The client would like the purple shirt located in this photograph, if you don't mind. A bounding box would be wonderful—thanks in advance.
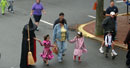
[32,3,44,15]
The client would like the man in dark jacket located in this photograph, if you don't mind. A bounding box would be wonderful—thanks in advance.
[99,12,117,56]
[53,12,67,29]
[124,29,130,66]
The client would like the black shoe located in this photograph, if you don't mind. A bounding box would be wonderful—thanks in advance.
[44,60,46,63]
[105,54,108,58]
[2,13,4,15]
[112,55,116,60]
[62,54,65,56]
[46,64,49,66]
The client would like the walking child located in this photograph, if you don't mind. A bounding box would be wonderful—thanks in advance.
[8,0,14,13]
[104,31,117,59]
[0,0,8,15]
[69,32,87,62]
[38,34,54,66]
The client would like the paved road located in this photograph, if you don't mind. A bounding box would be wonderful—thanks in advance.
[0,0,129,68]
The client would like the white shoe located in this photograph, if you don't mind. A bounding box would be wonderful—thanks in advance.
[111,52,114,56]
[99,47,104,54]
[112,50,117,56]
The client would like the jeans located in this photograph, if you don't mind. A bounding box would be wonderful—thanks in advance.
[56,41,67,61]
[8,1,14,11]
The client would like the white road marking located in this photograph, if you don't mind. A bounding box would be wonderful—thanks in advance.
[40,20,53,26]
[116,1,124,3]
[88,15,96,19]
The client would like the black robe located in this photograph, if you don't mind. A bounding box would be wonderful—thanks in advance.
[124,30,130,65]
[20,26,37,68]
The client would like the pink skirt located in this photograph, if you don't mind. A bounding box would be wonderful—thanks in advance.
[74,49,87,56]
[40,48,54,60]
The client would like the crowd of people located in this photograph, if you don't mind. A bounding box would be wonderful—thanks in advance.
[0,0,127,68]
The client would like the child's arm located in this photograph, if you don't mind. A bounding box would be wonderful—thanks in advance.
[69,36,77,43]
[38,40,43,46]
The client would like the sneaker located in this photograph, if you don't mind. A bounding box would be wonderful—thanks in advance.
[112,50,117,56]
[99,47,104,54]
[46,64,49,66]
[11,11,14,14]
[111,52,116,60]
[62,53,65,56]
[58,60,62,63]
[36,27,39,31]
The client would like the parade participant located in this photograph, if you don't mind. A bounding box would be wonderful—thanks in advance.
[8,0,14,13]
[69,32,87,62]
[105,1,118,38]
[20,18,38,68]
[99,12,117,56]
[31,0,46,31]
[53,12,67,29]
[124,29,130,66]
[104,31,116,59]
[38,34,55,66]
[53,20,69,63]
[0,0,8,15]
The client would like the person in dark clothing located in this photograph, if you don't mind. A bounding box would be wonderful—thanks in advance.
[99,12,117,56]
[124,29,130,66]
[20,18,38,68]
[53,12,67,29]
[106,1,118,38]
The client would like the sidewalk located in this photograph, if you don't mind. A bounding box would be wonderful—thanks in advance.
[78,13,130,49]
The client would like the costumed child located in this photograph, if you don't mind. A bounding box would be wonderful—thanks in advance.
[0,0,8,15]
[69,32,87,62]
[104,31,117,59]
[38,34,54,66]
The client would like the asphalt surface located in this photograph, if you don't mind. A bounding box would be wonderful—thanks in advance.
[0,0,129,68]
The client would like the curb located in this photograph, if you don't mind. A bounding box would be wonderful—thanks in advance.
[78,13,129,50]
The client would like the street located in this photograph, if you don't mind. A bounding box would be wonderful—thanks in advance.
[0,0,129,68]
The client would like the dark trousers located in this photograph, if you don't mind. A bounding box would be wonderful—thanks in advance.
[126,43,130,65]
[106,46,111,54]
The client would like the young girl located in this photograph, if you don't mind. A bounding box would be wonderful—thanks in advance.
[69,32,87,62]
[38,34,54,66]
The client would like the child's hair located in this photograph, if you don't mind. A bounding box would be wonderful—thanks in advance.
[106,31,112,35]
[44,34,49,40]
[77,32,83,37]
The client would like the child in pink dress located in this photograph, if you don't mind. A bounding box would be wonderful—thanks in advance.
[38,34,54,66]
[69,32,87,62]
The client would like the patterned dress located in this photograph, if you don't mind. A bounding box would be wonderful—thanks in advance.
[40,40,54,60]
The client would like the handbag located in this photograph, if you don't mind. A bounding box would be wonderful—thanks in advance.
[52,44,58,55]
